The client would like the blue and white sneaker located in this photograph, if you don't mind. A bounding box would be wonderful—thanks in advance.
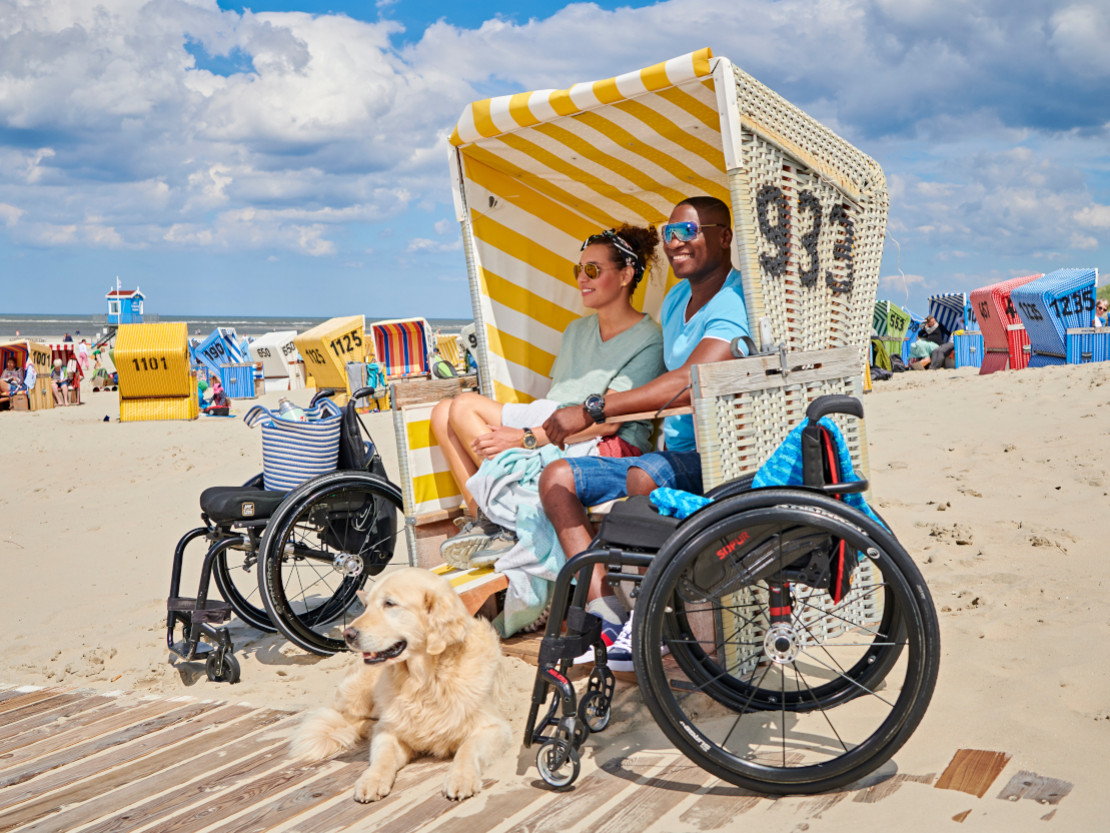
[573,617,623,665]
[606,612,635,673]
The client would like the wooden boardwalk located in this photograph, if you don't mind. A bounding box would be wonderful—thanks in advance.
[0,683,796,833]
[2,682,1066,832]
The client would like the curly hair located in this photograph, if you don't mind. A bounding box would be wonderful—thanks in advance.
[581,223,660,292]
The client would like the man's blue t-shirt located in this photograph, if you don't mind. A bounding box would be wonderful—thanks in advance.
[660,268,749,452]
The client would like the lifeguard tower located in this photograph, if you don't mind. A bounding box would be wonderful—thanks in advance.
[105,287,145,326]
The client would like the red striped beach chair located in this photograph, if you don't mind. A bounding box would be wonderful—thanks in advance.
[970,274,1041,374]
[369,317,434,380]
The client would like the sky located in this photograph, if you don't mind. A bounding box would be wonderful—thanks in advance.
[1,0,1108,319]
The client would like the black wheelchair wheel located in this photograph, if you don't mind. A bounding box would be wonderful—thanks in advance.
[634,495,939,794]
[205,650,240,684]
[213,546,276,633]
[258,472,403,656]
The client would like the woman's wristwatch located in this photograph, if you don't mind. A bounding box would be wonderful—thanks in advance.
[522,427,538,449]
[583,393,606,424]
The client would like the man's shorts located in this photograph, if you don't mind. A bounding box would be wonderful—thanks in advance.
[562,450,703,506]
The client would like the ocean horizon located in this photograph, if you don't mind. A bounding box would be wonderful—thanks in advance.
[0,312,473,341]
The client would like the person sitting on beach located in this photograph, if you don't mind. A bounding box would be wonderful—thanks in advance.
[204,376,231,414]
[1,357,24,396]
[912,315,953,370]
[431,223,667,565]
[50,359,73,406]
[538,195,749,666]
[1094,299,1107,328]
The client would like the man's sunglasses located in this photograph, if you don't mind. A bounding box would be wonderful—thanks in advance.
[661,221,727,243]
[573,262,620,280]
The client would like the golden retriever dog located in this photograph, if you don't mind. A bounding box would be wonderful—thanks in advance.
[290,567,511,802]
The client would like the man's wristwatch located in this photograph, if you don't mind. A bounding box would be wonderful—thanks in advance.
[521,427,538,449]
[583,393,606,424]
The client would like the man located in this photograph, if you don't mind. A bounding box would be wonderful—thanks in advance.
[538,195,749,667]
[917,315,954,370]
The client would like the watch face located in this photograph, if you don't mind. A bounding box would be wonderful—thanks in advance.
[522,428,537,448]
[584,393,605,422]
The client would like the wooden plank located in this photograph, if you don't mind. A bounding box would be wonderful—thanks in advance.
[0,687,71,715]
[196,761,368,833]
[934,749,1012,799]
[502,755,663,833]
[392,376,478,408]
[851,772,935,803]
[692,347,859,399]
[995,770,1073,806]
[0,690,91,729]
[1,708,290,833]
[246,758,444,833]
[0,692,116,742]
[0,696,146,755]
[676,781,764,829]
[589,758,715,833]
[51,742,307,833]
[368,780,499,833]
[430,781,552,833]
[0,701,228,802]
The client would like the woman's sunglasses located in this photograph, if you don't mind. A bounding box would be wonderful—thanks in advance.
[661,221,726,243]
[573,262,620,280]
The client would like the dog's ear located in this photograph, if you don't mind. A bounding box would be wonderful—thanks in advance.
[356,589,371,607]
[423,587,468,656]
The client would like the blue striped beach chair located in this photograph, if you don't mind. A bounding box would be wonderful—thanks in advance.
[927,293,967,336]
[1009,268,1099,367]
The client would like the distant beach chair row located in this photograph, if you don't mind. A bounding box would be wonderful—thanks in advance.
[874,267,1104,374]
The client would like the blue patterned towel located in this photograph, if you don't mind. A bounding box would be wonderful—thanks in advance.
[651,418,882,526]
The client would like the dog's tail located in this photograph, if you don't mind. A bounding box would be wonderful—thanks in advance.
[289,707,372,762]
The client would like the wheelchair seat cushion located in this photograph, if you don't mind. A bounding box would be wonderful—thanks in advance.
[200,486,289,524]
[596,495,680,550]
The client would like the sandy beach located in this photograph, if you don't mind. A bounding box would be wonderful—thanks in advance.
[2,362,1108,830]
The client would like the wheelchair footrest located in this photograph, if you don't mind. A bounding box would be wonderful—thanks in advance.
[538,606,602,665]
[167,597,233,625]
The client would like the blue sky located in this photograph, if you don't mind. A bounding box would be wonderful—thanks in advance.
[2,0,1108,319]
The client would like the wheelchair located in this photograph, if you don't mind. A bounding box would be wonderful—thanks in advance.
[525,395,941,794]
[166,387,404,683]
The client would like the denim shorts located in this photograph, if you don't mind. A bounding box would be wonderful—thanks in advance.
[563,450,703,506]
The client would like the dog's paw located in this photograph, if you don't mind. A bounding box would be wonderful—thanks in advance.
[290,708,368,762]
[353,770,393,803]
[443,764,482,801]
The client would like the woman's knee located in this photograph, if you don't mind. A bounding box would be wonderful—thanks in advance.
[626,466,659,496]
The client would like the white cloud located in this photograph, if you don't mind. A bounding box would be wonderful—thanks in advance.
[0,203,23,225]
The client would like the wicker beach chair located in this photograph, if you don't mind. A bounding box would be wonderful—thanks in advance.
[969,274,1042,374]
[1009,268,1099,367]
[115,323,198,421]
[872,299,913,367]
[927,292,968,336]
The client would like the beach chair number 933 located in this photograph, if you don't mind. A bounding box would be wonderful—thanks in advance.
[756,184,856,295]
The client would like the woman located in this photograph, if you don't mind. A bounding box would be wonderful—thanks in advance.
[1,356,23,396]
[431,224,666,560]
[50,359,71,406]
[1093,299,1108,328]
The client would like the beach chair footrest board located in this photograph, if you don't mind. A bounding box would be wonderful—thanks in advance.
[431,564,510,616]
[121,395,199,422]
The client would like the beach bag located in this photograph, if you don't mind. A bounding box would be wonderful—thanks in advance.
[243,399,343,491]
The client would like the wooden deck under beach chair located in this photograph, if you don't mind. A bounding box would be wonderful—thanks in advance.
[384,48,889,631]
[969,274,1041,374]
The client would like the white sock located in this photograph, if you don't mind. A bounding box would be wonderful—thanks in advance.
[586,596,627,625]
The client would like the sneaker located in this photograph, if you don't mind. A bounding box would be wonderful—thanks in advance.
[441,516,516,569]
[606,612,635,673]
[468,528,517,567]
[573,616,623,665]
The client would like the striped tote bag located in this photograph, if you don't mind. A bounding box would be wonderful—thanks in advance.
[243,399,343,491]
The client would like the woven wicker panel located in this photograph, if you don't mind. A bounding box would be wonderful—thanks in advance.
[731,65,887,362]
[692,347,866,491]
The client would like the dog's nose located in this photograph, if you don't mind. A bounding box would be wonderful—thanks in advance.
[343,627,358,642]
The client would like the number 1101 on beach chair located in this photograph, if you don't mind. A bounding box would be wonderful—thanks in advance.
[446,47,939,793]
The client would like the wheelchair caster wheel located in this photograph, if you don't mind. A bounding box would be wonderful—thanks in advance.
[578,689,611,733]
[537,738,580,788]
[205,650,240,684]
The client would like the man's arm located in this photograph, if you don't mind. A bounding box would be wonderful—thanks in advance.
[542,337,736,447]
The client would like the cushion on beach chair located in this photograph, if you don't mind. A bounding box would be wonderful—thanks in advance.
[200,486,288,523]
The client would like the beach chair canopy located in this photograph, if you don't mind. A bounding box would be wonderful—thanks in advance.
[1009,268,1099,367]
[248,330,300,379]
[969,274,1041,374]
[927,293,967,336]
[449,47,888,404]
[194,327,245,375]
[873,299,912,339]
[369,318,434,380]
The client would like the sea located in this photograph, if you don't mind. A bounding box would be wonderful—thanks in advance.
[0,313,473,342]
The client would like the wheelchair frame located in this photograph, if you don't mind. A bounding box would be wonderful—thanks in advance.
[166,386,405,683]
[524,395,940,794]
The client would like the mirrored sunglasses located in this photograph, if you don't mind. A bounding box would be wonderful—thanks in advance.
[661,221,727,243]
[573,262,619,280]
